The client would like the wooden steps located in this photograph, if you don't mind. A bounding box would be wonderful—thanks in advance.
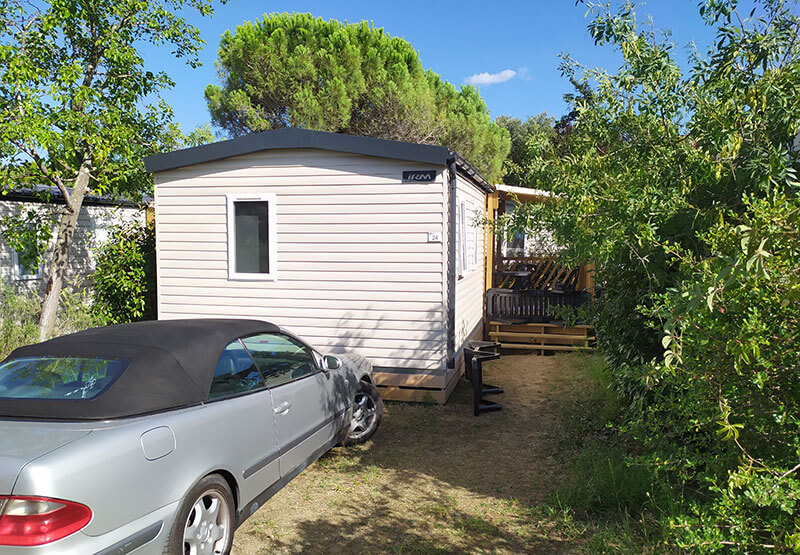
[499,343,594,351]
[490,331,596,342]
[488,321,595,353]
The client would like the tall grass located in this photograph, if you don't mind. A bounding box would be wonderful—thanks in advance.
[547,354,682,553]
[0,286,40,358]
[0,286,101,358]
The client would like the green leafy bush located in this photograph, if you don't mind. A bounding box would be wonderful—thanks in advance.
[91,220,156,324]
[500,0,800,550]
[650,193,800,550]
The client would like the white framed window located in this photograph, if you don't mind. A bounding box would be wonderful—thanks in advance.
[460,201,469,275]
[457,200,481,276]
[471,202,480,269]
[226,193,277,281]
[455,201,464,277]
[501,200,526,257]
[12,249,41,280]
[90,218,110,246]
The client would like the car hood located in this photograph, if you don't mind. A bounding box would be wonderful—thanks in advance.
[0,420,92,494]
[338,352,373,376]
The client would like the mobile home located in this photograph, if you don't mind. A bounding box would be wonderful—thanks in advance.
[144,128,493,402]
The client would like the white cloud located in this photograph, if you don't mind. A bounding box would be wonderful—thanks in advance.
[518,66,531,81]
[464,68,517,86]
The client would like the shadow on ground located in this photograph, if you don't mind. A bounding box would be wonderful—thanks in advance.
[233,353,588,554]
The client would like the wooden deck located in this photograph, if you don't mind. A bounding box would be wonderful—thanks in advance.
[484,191,596,357]
[486,255,595,354]
[488,321,595,353]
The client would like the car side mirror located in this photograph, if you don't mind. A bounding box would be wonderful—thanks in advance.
[323,355,342,371]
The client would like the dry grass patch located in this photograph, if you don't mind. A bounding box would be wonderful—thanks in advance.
[233,353,595,554]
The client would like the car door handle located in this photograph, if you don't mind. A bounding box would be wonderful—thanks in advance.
[274,401,291,415]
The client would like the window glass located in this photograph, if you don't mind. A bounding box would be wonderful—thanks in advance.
[471,202,480,269]
[13,249,40,279]
[502,201,526,257]
[241,334,317,388]
[0,357,128,400]
[234,201,269,274]
[208,340,265,400]
[459,201,468,274]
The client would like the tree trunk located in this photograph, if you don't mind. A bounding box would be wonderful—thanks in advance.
[38,161,91,340]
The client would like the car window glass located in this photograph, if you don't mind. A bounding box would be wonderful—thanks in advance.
[0,357,128,400]
[240,334,317,388]
[208,340,265,400]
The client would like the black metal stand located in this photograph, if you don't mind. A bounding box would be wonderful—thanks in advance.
[464,341,503,416]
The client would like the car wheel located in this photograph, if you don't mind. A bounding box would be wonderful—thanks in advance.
[164,474,235,555]
[343,380,383,446]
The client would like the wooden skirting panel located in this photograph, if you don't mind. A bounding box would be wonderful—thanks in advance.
[488,320,595,353]
[374,326,481,403]
[373,363,461,404]
[376,361,466,403]
[375,385,446,404]
[372,370,448,389]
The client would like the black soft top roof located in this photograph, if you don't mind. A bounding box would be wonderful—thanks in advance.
[0,319,280,420]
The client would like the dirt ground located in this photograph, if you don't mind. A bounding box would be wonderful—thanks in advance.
[232,353,588,554]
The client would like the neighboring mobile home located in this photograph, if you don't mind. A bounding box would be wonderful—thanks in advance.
[0,186,145,294]
[144,128,493,402]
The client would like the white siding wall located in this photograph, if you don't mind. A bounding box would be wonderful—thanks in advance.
[452,174,486,351]
[154,149,448,371]
[0,201,144,294]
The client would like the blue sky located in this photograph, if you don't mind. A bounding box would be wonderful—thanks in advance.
[149,1,720,136]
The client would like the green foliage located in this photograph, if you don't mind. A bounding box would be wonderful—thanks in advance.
[58,287,102,335]
[495,114,557,187]
[0,207,53,270]
[0,0,211,198]
[500,0,800,550]
[566,353,624,434]
[184,124,216,147]
[205,13,510,182]
[548,303,594,327]
[91,221,156,324]
[0,0,214,335]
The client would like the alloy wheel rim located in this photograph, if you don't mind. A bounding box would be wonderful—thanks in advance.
[183,490,230,555]
[349,392,376,440]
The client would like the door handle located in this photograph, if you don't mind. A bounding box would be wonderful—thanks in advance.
[274,401,291,415]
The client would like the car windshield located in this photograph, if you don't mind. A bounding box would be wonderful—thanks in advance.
[0,356,129,400]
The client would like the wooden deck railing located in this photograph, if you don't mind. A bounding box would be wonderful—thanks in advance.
[486,288,591,323]
[493,256,594,292]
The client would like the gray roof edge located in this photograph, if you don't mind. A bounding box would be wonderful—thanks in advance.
[144,128,453,173]
[1,185,148,208]
[452,154,494,194]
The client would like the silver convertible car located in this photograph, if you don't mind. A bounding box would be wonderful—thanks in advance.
[0,319,383,554]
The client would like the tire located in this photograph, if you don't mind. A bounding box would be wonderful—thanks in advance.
[164,474,235,555]
[343,380,384,446]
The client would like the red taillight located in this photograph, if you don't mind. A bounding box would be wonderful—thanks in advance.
[0,496,92,546]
